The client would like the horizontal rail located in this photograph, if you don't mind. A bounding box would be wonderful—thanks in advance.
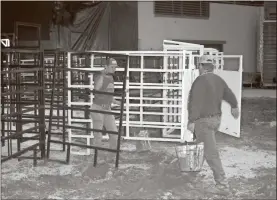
[123,136,181,142]
[1,143,40,163]
[127,121,181,126]
[1,48,41,53]
[1,107,35,118]
[126,86,182,90]
[113,111,181,116]
[52,105,121,116]
[119,123,181,129]
[1,87,44,96]
[66,87,123,96]
[68,68,186,73]
[71,119,92,122]
[66,125,118,135]
[1,126,43,141]
[1,68,43,74]
[127,103,181,108]
[49,140,118,153]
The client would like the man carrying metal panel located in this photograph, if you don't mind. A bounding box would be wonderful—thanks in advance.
[91,58,121,150]
[187,55,239,194]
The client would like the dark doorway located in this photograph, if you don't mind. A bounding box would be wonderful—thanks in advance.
[173,39,225,52]
[202,43,223,52]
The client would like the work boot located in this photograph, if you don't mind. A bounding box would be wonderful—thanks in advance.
[209,180,231,196]
[183,172,205,189]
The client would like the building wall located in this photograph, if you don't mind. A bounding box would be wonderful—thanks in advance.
[137,2,260,72]
[1,1,52,40]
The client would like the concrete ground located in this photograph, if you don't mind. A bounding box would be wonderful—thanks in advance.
[242,88,276,98]
[1,95,276,199]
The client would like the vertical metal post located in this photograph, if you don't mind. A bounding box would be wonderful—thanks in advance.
[16,52,22,153]
[39,51,46,158]
[66,144,71,164]
[62,52,66,151]
[139,56,144,126]
[46,52,58,159]
[180,50,186,142]
[33,147,37,167]
[125,56,130,138]
[162,54,168,136]
[90,54,95,144]
[8,61,13,155]
[115,55,128,168]
[67,52,72,147]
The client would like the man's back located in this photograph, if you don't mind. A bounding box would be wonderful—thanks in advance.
[188,73,238,123]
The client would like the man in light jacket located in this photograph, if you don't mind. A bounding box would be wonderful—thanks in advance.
[91,58,121,150]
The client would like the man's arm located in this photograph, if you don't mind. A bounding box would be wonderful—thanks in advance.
[222,81,238,108]
[187,77,205,123]
[112,98,121,105]
[113,88,129,105]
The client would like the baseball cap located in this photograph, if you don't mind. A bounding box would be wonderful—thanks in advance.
[107,58,118,67]
[198,55,214,64]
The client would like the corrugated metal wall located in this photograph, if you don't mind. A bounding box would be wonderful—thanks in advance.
[110,2,138,50]
[263,2,276,86]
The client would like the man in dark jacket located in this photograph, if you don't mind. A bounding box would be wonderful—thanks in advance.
[187,55,239,193]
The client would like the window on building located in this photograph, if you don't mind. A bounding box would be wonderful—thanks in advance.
[211,1,264,7]
[154,1,210,18]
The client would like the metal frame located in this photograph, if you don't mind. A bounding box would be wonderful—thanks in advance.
[62,47,242,143]
[0,41,243,170]
[1,48,45,166]
[66,52,95,155]
[20,50,68,151]
[46,52,128,168]
[1,33,16,47]
[66,51,195,143]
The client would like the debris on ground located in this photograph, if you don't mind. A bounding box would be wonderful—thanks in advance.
[1,98,276,199]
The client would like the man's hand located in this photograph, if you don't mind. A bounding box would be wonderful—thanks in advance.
[231,107,239,119]
[187,122,195,133]
[113,99,121,105]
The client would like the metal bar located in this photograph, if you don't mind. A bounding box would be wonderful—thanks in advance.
[93,149,98,167]
[66,144,71,164]
[33,147,37,166]
[1,48,41,53]
[1,87,44,96]
[1,126,41,140]
[50,139,118,153]
[46,51,58,159]
[39,51,46,158]
[1,143,40,163]
[124,136,181,142]
[62,52,67,151]
[1,68,43,74]
[68,67,185,73]
[65,125,118,135]
[51,105,121,116]
[115,55,128,168]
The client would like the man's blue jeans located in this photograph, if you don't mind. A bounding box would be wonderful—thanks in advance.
[194,115,226,184]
